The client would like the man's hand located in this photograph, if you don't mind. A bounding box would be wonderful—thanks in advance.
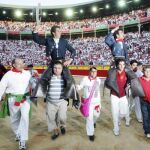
[2,95,5,100]
[76,85,81,91]
[73,100,80,109]
[33,25,40,33]
[63,59,73,66]
[0,95,5,103]
[32,70,39,77]
[111,26,119,33]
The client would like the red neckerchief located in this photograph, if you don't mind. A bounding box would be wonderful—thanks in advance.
[88,76,97,81]
[11,68,22,73]
[141,76,150,82]
[117,70,126,81]
[116,39,124,42]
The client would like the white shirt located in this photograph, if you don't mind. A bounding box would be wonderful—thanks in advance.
[53,38,60,49]
[0,70,31,101]
[135,70,143,78]
[77,76,101,105]
[118,41,123,49]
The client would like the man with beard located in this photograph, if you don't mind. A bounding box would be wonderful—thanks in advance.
[129,60,143,123]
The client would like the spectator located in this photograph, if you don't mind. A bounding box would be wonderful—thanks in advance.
[0,60,7,80]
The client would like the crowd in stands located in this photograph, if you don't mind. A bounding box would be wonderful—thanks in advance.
[70,31,150,65]
[0,8,149,32]
[0,40,47,65]
[0,31,150,66]
[126,31,150,64]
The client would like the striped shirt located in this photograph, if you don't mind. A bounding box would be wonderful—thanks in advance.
[46,75,65,103]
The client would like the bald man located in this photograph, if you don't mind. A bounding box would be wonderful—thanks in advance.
[0,58,31,150]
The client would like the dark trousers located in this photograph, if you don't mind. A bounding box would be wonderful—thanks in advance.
[140,99,150,135]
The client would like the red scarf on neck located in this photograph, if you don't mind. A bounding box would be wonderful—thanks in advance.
[88,76,97,81]
[116,39,124,42]
[11,68,22,73]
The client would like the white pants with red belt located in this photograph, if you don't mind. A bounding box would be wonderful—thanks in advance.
[111,95,130,133]
[8,97,30,141]
[86,103,100,136]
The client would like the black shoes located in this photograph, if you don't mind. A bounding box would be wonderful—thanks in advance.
[89,135,95,142]
[60,126,66,135]
[51,133,59,140]
[19,141,26,150]
[51,127,66,140]
[94,123,96,128]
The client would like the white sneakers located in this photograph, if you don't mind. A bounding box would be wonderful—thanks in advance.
[125,120,130,127]
[19,141,26,150]
[146,134,150,138]
[15,134,20,141]
[113,118,130,136]
[125,117,130,127]
[113,129,120,136]
[137,119,143,123]
[15,135,26,149]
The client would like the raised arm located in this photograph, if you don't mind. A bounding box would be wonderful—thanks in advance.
[32,26,46,46]
[105,26,119,47]
[32,32,46,46]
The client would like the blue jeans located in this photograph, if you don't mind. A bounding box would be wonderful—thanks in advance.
[140,99,150,135]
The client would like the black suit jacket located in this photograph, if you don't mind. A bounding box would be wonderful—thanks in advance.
[32,32,76,60]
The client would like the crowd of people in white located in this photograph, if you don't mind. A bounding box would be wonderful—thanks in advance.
[0,7,149,66]
[0,31,150,66]
[0,8,149,32]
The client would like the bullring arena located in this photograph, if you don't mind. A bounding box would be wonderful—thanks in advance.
[0,0,150,150]
[0,76,150,150]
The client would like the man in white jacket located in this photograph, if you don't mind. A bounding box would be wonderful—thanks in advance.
[0,58,31,150]
[77,67,101,142]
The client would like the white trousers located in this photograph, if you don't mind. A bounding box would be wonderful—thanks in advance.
[8,97,30,141]
[86,103,100,136]
[111,95,130,132]
[134,96,143,121]
[46,100,68,132]
[129,95,142,121]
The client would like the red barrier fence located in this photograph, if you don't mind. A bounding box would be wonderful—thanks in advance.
[34,65,109,77]
[5,65,109,77]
